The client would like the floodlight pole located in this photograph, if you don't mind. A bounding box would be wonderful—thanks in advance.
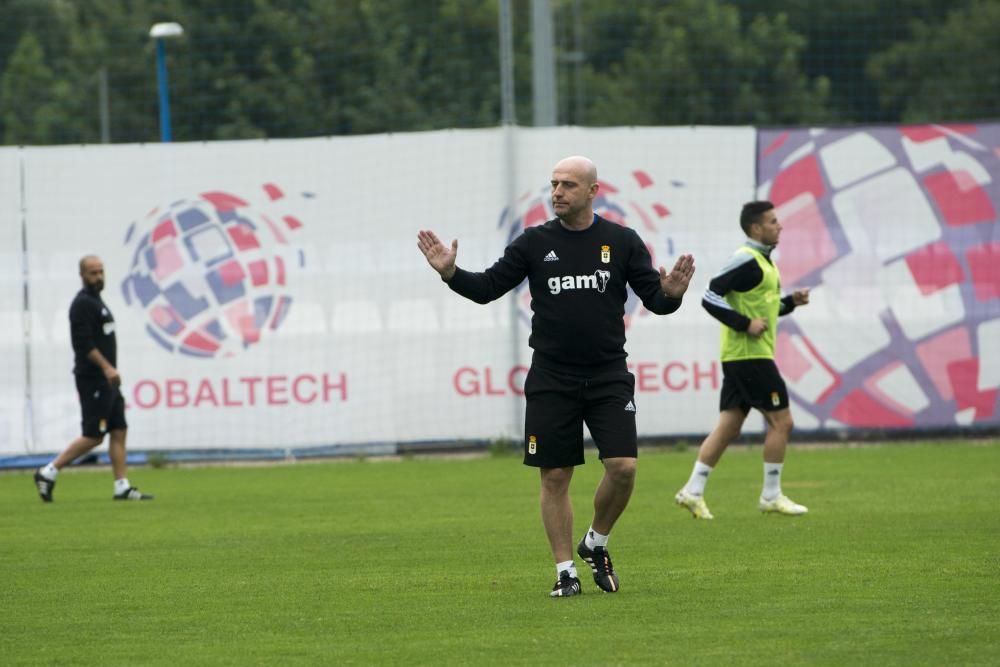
[531,0,557,126]
[149,22,184,143]
[154,39,172,142]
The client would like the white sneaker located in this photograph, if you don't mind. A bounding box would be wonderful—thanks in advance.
[675,489,714,520]
[759,494,808,515]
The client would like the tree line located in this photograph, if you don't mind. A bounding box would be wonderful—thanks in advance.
[1,0,997,145]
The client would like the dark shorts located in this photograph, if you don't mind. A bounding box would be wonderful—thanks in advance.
[523,365,637,468]
[720,359,789,414]
[75,374,127,438]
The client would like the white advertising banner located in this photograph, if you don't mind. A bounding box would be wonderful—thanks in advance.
[0,149,27,453]
[8,126,756,456]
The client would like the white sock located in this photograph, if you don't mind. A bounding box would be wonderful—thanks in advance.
[114,478,131,495]
[556,560,578,579]
[585,526,608,549]
[40,463,58,480]
[684,461,713,496]
[762,462,783,500]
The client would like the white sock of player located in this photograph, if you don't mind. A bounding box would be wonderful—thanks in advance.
[762,462,783,500]
[684,461,713,496]
[556,560,578,579]
[114,478,131,495]
[584,526,608,549]
[40,463,58,480]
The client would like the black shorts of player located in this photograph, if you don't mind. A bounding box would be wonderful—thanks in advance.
[75,374,127,438]
[720,358,789,414]
[522,365,637,468]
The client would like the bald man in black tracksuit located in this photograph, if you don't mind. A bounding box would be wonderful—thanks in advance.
[33,255,153,503]
[418,155,695,597]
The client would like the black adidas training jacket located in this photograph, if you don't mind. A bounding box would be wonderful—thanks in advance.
[447,216,682,372]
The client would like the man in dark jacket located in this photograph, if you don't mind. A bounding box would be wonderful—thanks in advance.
[418,156,694,596]
[33,255,153,502]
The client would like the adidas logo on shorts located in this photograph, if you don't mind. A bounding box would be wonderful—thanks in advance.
[624,400,636,412]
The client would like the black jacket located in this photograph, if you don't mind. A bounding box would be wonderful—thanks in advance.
[447,216,682,372]
[69,288,117,377]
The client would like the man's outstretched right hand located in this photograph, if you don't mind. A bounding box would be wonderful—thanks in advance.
[417,229,458,281]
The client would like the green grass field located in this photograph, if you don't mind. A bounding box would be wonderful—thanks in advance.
[2,441,998,666]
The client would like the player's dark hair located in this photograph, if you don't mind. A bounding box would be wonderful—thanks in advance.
[740,201,774,235]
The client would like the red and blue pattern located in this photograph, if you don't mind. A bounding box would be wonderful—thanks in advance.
[121,184,307,358]
[758,124,1000,429]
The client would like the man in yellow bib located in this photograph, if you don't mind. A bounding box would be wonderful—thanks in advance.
[675,201,810,519]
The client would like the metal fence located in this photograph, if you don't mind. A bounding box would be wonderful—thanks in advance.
[1,1,997,146]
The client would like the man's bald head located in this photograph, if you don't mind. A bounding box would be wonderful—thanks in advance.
[550,156,599,229]
[79,255,105,292]
[552,155,597,187]
[79,255,101,275]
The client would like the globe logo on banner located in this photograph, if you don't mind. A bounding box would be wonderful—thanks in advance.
[500,170,683,328]
[121,184,308,358]
[758,124,1000,429]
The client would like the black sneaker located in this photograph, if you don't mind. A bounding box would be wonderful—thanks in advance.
[549,570,582,598]
[33,469,55,503]
[113,487,154,501]
[577,538,620,593]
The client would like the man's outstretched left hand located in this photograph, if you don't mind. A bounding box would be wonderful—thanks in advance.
[659,254,695,298]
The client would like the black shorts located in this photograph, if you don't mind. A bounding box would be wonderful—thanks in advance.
[522,365,637,468]
[75,374,127,438]
[720,359,788,414]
